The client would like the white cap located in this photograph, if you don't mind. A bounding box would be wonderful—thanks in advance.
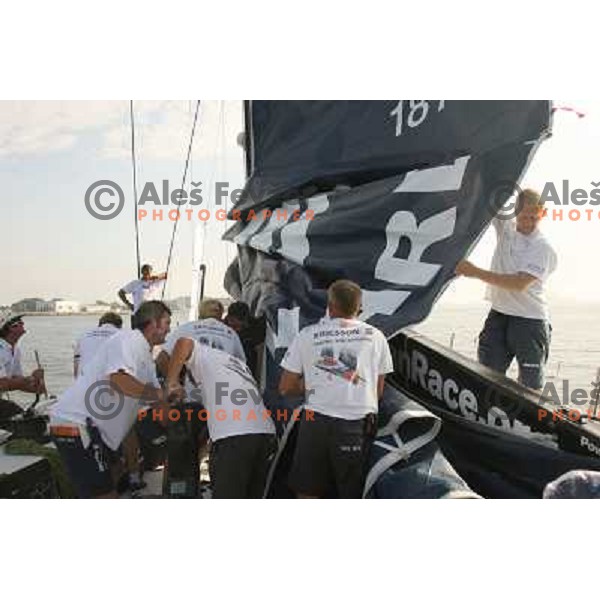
[0,310,24,330]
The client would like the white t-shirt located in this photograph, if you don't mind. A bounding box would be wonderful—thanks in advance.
[0,339,23,378]
[163,318,246,362]
[121,278,164,312]
[74,323,120,377]
[486,218,557,320]
[51,329,159,450]
[185,342,275,442]
[281,317,394,420]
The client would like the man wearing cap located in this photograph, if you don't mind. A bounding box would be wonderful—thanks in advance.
[118,264,167,315]
[0,312,45,404]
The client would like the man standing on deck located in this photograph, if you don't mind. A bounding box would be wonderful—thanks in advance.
[0,312,46,419]
[50,301,172,498]
[279,280,393,499]
[118,264,167,315]
[455,188,557,390]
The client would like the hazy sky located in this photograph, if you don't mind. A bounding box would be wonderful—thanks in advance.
[2,100,598,307]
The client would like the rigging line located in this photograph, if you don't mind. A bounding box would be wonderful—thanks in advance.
[162,99,201,300]
[200,101,224,270]
[219,100,232,266]
[130,100,141,279]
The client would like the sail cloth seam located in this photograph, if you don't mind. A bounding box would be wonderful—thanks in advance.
[162,100,202,300]
[130,101,141,279]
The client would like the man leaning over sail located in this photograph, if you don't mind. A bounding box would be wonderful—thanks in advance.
[49,301,172,498]
[157,298,246,376]
[166,338,276,499]
[455,188,557,390]
[279,280,393,499]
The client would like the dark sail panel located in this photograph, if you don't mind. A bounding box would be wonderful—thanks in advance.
[239,100,551,212]
[226,142,539,339]
[225,100,557,498]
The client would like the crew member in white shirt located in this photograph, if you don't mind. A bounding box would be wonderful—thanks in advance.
[72,310,144,491]
[74,312,123,378]
[157,298,246,376]
[0,312,45,413]
[166,339,276,499]
[455,189,557,390]
[279,280,393,499]
[118,263,167,315]
[50,301,172,498]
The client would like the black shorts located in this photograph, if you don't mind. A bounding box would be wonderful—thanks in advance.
[209,433,276,499]
[52,428,118,498]
[288,411,373,499]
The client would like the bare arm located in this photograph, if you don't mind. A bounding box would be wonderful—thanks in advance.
[377,375,386,400]
[165,338,194,394]
[155,350,170,379]
[151,272,168,281]
[455,260,537,292]
[0,374,44,394]
[118,289,134,311]
[109,371,164,404]
[279,370,305,397]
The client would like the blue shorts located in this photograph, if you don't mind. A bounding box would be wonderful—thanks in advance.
[478,309,552,390]
[52,426,118,498]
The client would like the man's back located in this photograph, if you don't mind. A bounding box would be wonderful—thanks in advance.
[186,342,275,441]
[74,323,120,377]
[282,317,393,420]
[164,317,246,361]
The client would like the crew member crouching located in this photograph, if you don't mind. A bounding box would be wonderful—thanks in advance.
[49,301,172,498]
[166,338,276,499]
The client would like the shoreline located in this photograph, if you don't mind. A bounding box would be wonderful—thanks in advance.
[15,311,129,317]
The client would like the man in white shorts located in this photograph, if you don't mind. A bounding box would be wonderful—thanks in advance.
[166,338,275,498]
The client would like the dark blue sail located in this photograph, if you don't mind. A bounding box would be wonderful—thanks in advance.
[237,100,551,213]
[222,100,600,499]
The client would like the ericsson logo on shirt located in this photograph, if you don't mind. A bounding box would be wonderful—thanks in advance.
[313,328,361,339]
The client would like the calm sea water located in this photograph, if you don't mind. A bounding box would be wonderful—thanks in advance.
[8,303,600,406]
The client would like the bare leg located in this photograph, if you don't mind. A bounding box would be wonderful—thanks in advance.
[122,429,141,478]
